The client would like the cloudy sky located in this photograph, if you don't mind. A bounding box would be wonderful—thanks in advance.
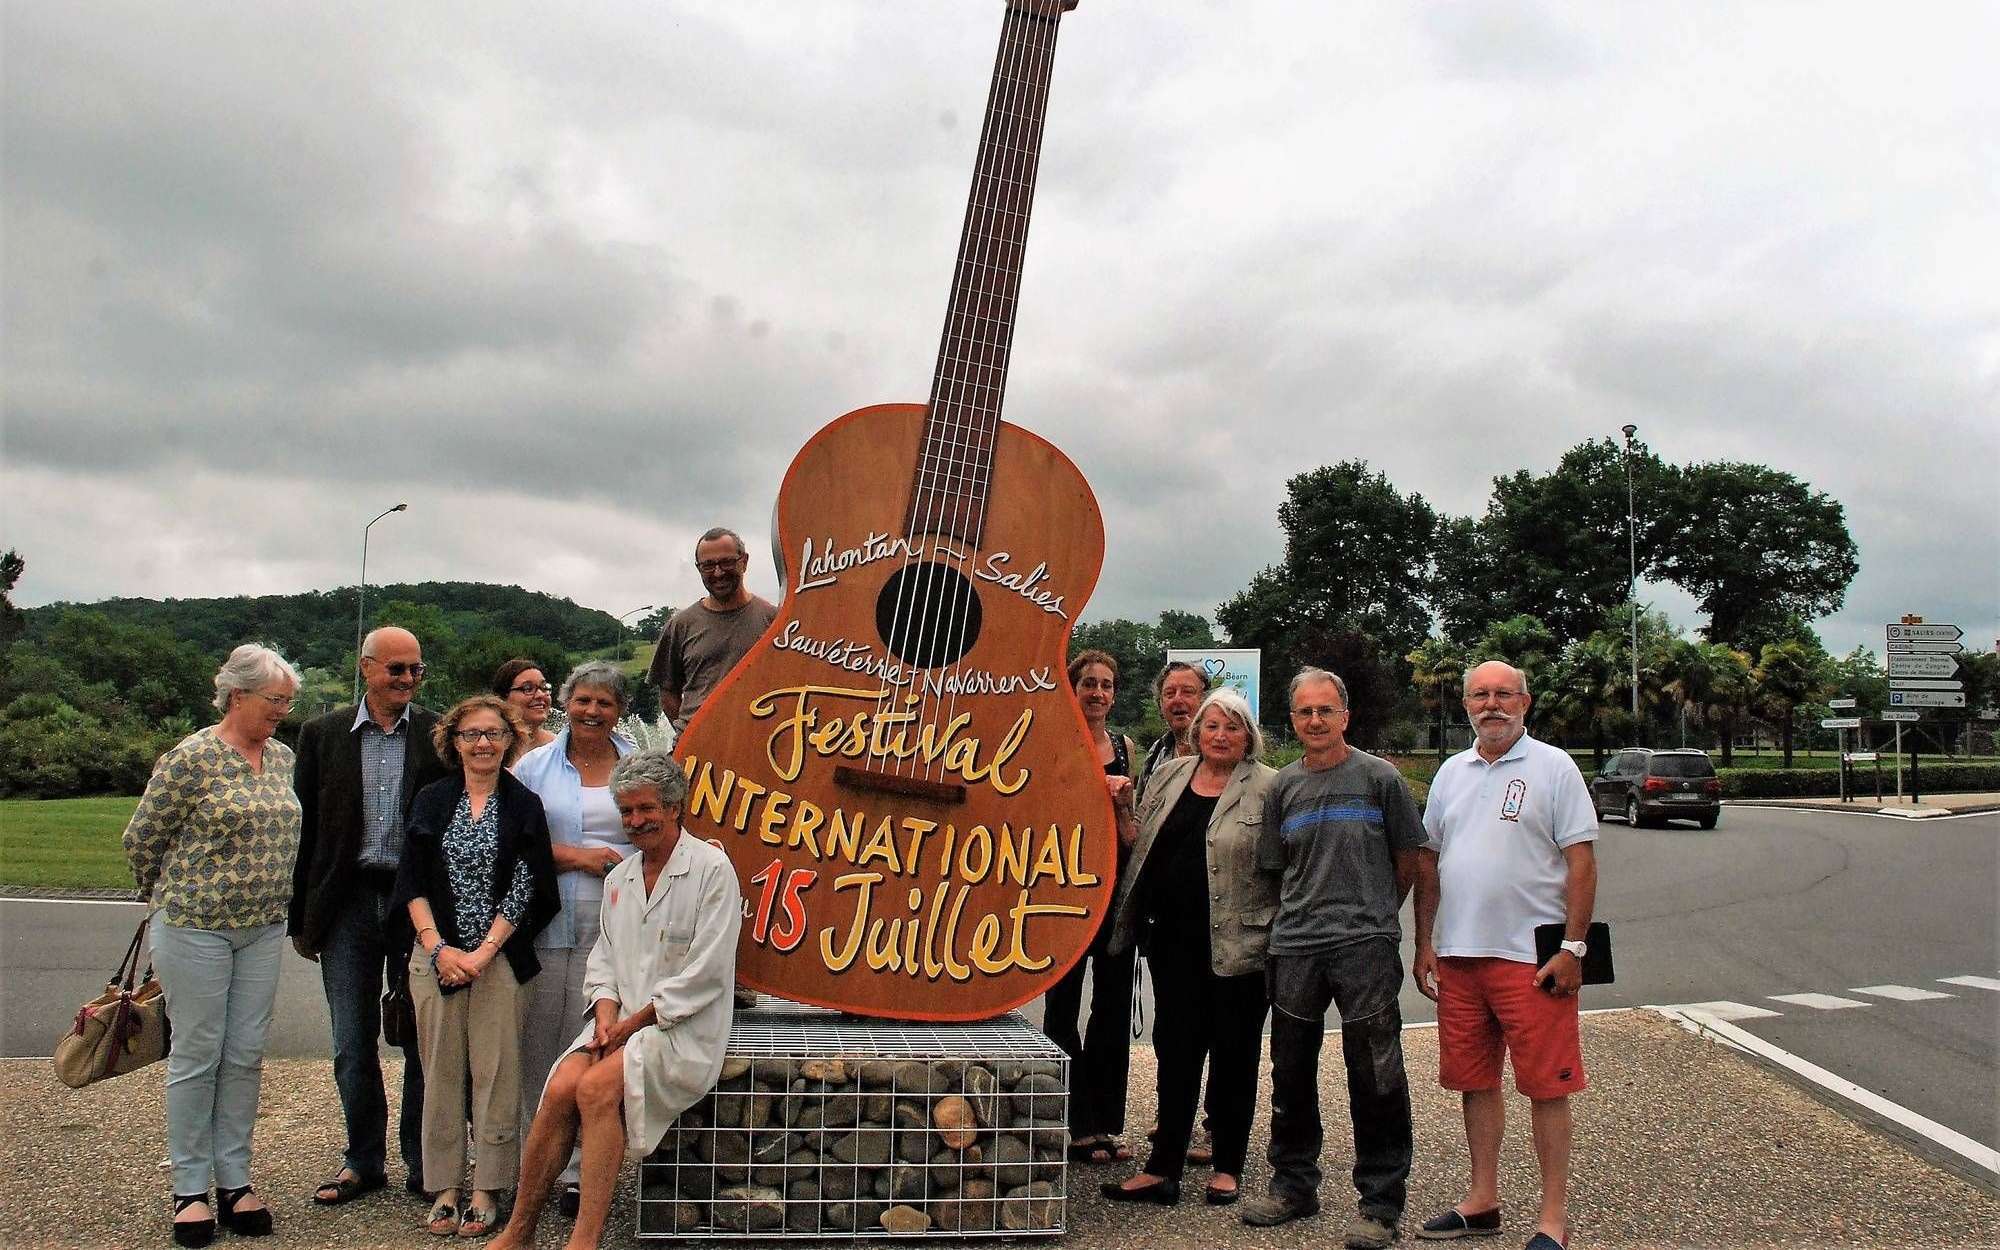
[5,1,1995,661]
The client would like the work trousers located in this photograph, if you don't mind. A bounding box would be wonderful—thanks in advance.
[1143,929,1266,1180]
[1265,940,1412,1220]
[409,946,528,1192]
[1040,929,1136,1140]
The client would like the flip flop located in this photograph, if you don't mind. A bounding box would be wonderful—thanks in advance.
[313,1172,387,1206]
[426,1196,461,1237]
[456,1204,499,1239]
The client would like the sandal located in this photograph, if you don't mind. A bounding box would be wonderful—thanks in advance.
[216,1185,272,1237]
[427,1194,461,1237]
[456,1202,500,1239]
[172,1193,215,1249]
[313,1170,387,1206]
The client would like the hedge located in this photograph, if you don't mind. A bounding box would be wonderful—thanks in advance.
[1720,763,2000,799]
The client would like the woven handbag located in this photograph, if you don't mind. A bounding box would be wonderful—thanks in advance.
[53,913,172,1087]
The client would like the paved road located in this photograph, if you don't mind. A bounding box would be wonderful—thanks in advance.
[6,804,1994,1152]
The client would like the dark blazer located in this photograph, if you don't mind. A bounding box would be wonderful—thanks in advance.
[288,703,452,952]
[388,771,560,990]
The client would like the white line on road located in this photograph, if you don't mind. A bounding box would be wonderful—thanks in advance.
[1939,975,2000,991]
[1851,985,1956,1002]
[1667,1000,1781,1021]
[1767,992,1869,1010]
[0,897,145,907]
[1651,1006,2000,1179]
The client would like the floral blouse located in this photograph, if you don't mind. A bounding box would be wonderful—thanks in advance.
[440,789,534,949]
[123,728,301,929]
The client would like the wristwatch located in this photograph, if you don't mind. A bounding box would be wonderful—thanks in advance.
[1559,938,1588,960]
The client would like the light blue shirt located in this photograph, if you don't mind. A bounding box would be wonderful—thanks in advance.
[350,702,414,870]
[512,727,636,949]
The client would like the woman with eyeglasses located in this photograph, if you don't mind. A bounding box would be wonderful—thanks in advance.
[124,644,304,1246]
[389,696,559,1238]
[508,660,636,1216]
[491,658,557,753]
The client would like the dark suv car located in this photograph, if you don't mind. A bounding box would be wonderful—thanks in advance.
[1591,748,1722,829]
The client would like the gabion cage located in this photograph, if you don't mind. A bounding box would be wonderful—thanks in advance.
[638,995,1069,1238]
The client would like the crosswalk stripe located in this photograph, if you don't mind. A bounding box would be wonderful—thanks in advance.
[1851,984,1956,1002]
[1938,975,2000,991]
[1670,1000,1780,1021]
[1767,993,1868,1010]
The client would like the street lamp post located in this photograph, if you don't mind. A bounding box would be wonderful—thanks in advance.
[354,503,409,703]
[1621,425,1640,729]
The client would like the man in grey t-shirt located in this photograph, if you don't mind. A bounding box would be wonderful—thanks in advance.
[1239,667,1424,1249]
[646,526,778,733]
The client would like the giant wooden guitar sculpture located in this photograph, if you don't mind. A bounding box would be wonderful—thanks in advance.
[676,0,1104,1021]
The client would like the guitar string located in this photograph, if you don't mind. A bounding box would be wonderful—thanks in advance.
[915,6,1047,783]
[883,5,1043,781]
[927,7,1058,784]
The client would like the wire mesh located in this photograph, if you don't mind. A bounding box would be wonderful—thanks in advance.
[637,996,1069,1238]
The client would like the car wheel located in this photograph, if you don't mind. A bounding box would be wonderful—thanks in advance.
[1625,795,1646,828]
[1699,812,1719,830]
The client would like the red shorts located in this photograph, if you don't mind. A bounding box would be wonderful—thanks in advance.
[1436,956,1587,1099]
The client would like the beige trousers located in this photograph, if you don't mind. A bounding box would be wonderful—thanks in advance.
[409,945,528,1192]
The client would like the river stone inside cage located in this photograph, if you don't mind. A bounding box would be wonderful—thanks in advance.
[637,999,1069,1238]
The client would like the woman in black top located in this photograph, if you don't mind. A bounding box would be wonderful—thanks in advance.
[1041,649,1140,1164]
[1100,687,1278,1205]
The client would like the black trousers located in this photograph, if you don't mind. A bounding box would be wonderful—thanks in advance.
[1143,931,1267,1179]
[1040,929,1136,1140]
[1265,940,1412,1219]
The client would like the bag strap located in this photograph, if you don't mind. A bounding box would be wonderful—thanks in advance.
[114,911,157,992]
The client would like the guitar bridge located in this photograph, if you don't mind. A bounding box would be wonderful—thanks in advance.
[834,766,967,805]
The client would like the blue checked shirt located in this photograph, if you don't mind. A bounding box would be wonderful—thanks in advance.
[352,703,413,869]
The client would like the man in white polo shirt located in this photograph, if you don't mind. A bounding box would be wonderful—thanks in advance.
[1412,660,1598,1250]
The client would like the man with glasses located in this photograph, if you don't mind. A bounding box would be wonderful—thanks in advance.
[1411,661,1598,1250]
[646,526,777,734]
[290,625,452,1206]
[1240,667,1424,1247]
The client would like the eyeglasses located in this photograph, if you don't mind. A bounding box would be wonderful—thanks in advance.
[1465,689,1527,705]
[1290,705,1346,720]
[367,660,426,678]
[454,727,514,743]
[250,693,294,711]
[509,681,553,696]
[695,557,744,574]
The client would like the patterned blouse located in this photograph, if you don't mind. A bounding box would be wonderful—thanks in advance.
[124,728,301,930]
[440,789,534,949]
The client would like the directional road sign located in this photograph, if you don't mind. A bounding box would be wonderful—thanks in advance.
[1828,697,1858,709]
[1886,623,1963,642]
[1886,640,1960,655]
[1820,717,1863,729]
[1889,679,1963,692]
[1887,655,1960,678]
[1888,690,1965,708]
[1882,709,1922,722]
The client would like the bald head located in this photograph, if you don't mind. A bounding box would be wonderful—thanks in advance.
[1462,660,1528,698]
[361,626,419,660]
[1462,660,1531,759]
[359,626,424,719]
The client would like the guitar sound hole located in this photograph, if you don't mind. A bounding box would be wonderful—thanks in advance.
[875,562,983,669]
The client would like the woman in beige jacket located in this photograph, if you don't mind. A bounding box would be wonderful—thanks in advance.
[1101,687,1277,1207]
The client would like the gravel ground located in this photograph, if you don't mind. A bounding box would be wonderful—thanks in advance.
[2,1010,1992,1249]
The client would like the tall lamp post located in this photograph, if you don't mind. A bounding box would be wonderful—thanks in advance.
[354,503,409,703]
[615,605,654,662]
[1621,425,1640,728]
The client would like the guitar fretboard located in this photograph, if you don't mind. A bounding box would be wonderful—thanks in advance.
[906,1,1070,548]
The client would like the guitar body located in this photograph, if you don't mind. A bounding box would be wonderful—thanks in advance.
[677,402,1111,1020]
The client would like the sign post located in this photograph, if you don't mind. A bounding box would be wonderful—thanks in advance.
[1886,619,1963,805]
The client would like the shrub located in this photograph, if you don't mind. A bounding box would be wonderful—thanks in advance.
[1720,763,2000,799]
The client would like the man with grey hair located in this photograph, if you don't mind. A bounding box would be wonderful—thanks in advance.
[290,625,452,1203]
[646,526,777,733]
[496,748,741,1250]
[1412,660,1598,1250]
[1240,667,1424,1248]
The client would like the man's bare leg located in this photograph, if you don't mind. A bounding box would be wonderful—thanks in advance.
[1528,1095,1572,1241]
[565,1046,628,1250]
[491,1054,589,1250]
[1457,1087,1505,1215]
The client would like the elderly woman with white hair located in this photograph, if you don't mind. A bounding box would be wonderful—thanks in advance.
[1100,687,1278,1208]
[492,748,741,1250]
[123,643,305,1247]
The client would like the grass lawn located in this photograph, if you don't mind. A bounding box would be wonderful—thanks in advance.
[0,796,141,891]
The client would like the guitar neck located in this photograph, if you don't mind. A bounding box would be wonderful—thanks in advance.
[907,0,1073,550]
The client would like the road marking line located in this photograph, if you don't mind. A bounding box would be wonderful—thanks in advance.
[0,897,145,907]
[1667,1000,1780,1021]
[1767,992,1869,1010]
[1939,975,2000,991]
[1651,1006,2000,1179]
[1851,985,1955,1002]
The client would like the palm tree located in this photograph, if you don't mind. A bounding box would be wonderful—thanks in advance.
[1539,635,1625,769]
[1408,635,1468,760]
[1754,640,1822,768]
[1660,638,1754,762]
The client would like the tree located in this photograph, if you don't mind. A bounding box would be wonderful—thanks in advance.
[1218,461,1439,721]
[1655,462,1859,650]
[1754,638,1826,768]
[1538,633,1626,769]
[1430,439,1675,647]
[0,549,23,649]
[1660,639,1755,764]
[1469,614,1558,685]
[1407,635,1467,759]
